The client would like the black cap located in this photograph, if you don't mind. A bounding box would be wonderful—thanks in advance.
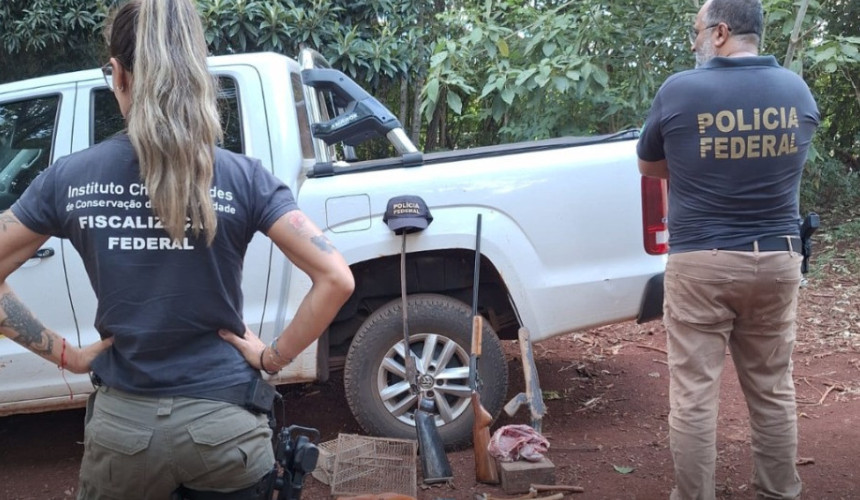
[383,195,433,235]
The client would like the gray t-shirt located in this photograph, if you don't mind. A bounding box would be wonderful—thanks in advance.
[637,55,819,253]
[12,134,298,397]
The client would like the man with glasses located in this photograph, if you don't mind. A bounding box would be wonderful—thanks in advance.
[637,0,819,499]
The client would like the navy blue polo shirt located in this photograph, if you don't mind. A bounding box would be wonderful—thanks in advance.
[12,134,297,396]
[637,56,819,253]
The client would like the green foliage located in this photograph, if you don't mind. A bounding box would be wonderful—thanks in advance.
[423,0,695,145]
[0,0,115,82]
[810,212,860,277]
[801,155,860,215]
[197,0,423,84]
[1,0,107,53]
[761,0,860,224]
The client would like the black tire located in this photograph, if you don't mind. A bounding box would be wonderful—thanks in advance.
[343,293,508,449]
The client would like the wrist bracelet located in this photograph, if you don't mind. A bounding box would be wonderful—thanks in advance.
[269,337,292,366]
[259,347,279,375]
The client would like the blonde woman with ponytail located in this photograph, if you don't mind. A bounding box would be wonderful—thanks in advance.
[0,0,354,497]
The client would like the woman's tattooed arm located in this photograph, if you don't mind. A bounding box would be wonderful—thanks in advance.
[286,211,336,254]
[0,210,110,371]
[0,211,20,231]
[0,293,53,355]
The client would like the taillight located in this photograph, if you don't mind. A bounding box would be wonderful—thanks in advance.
[642,177,668,255]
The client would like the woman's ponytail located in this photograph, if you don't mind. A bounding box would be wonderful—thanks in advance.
[110,0,221,244]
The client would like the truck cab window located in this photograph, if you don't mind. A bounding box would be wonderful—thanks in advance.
[0,95,60,211]
[91,76,244,154]
[92,90,124,144]
[217,76,243,154]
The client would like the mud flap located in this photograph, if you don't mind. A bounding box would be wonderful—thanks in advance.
[636,273,664,324]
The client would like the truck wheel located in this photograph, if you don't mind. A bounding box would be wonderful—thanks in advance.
[344,293,508,449]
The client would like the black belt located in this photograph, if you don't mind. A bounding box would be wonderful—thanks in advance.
[195,383,250,407]
[195,378,277,414]
[89,374,275,414]
[719,236,801,252]
[174,471,273,499]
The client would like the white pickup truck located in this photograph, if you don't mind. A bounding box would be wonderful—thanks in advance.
[0,49,667,446]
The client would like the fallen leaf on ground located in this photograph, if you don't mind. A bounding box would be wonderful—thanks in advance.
[543,390,561,400]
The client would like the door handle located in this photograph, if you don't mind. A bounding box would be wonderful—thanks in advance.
[33,248,55,259]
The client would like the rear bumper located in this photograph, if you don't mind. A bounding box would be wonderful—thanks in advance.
[636,272,664,324]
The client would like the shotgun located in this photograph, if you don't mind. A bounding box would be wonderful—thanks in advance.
[399,230,451,483]
[399,232,418,390]
[470,214,499,484]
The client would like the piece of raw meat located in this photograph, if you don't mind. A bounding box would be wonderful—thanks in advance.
[487,424,550,462]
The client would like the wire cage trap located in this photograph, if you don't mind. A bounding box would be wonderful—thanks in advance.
[329,433,418,498]
[311,438,339,485]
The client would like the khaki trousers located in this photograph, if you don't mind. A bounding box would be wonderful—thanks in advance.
[78,386,275,500]
[664,249,803,500]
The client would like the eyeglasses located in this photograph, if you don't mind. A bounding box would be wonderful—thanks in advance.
[688,23,731,45]
[101,63,115,91]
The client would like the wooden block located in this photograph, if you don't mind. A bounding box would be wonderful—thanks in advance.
[498,457,555,494]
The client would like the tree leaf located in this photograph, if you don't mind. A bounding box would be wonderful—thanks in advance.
[535,73,550,87]
[501,86,515,105]
[426,78,440,104]
[469,26,484,44]
[565,70,581,81]
[514,68,537,86]
[542,389,562,400]
[592,67,609,87]
[429,51,448,68]
[552,76,570,93]
[497,38,510,58]
[491,96,507,122]
[480,80,498,99]
[840,42,858,59]
[447,91,463,114]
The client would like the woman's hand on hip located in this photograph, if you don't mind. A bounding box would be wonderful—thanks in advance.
[219,326,266,370]
[67,337,115,374]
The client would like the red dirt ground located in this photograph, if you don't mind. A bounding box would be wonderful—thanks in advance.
[0,272,857,500]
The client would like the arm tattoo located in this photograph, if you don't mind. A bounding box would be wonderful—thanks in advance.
[287,212,312,236]
[0,211,20,233]
[0,294,53,355]
[287,212,335,254]
[310,235,335,254]
[0,212,29,267]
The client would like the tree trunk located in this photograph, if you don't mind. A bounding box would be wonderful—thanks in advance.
[441,105,450,149]
[425,87,447,152]
[399,74,408,130]
[783,0,811,71]
[410,75,425,145]
[846,70,860,113]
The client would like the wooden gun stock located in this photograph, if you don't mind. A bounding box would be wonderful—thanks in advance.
[472,315,483,356]
[471,391,498,484]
